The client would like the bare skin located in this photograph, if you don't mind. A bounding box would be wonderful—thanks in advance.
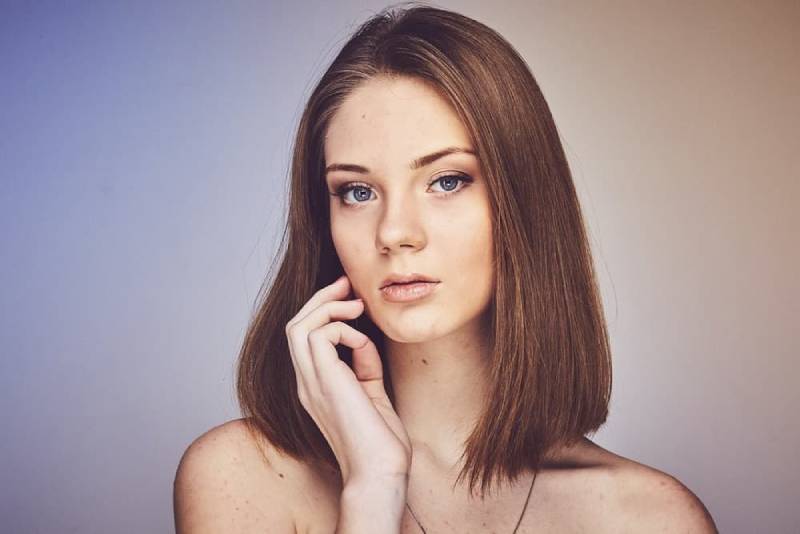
[185,418,715,533]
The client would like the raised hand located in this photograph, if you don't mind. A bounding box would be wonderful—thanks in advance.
[285,274,412,486]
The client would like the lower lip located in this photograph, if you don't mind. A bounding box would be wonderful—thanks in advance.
[380,281,440,303]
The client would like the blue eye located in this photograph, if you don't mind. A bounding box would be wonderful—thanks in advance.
[432,175,462,193]
[330,174,473,207]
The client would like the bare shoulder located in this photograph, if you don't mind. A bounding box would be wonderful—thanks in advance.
[173,418,304,534]
[614,461,718,533]
[579,440,718,533]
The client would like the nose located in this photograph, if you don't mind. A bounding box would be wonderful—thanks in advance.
[375,191,426,254]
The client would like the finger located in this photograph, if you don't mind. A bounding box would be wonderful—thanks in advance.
[350,335,390,402]
[296,299,364,336]
[304,312,367,391]
[287,299,364,395]
[288,275,353,329]
[303,322,372,449]
[286,322,313,405]
[308,321,389,403]
[285,276,349,386]
[307,321,391,437]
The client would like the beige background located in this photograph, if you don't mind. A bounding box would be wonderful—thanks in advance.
[510,2,799,532]
[1,1,797,532]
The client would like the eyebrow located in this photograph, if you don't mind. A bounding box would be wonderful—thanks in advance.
[324,146,476,175]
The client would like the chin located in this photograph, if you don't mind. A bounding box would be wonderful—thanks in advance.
[371,312,445,344]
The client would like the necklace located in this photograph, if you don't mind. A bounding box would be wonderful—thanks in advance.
[404,471,537,533]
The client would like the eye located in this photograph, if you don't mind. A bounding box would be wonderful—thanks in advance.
[430,174,472,195]
[329,173,473,207]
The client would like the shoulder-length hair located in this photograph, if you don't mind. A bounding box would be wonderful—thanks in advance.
[237,1,612,498]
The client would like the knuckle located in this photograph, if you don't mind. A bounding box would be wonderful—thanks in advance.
[320,321,345,335]
[287,328,305,346]
[319,300,339,313]
[302,386,320,406]
[307,328,327,343]
[314,286,329,298]
[296,383,312,406]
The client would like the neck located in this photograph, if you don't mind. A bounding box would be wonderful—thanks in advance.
[385,312,492,472]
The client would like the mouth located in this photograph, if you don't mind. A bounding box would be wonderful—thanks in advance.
[379,273,440,290]
[379,280,440,302]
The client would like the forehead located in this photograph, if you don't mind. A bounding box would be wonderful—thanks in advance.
[323,76,472,166]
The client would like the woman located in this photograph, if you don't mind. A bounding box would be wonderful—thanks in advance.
[174,3,718,533]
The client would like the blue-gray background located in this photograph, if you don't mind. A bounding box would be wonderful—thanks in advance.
[1,1,797,532]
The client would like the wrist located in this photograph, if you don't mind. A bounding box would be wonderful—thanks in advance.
[343,470,409,495]
[338,475,408,531]
[343,461,409,487]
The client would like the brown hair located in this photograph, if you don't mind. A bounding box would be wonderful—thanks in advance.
[236,1,612,498]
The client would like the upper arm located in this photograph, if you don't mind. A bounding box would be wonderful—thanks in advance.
[618,467,718,533]
[173,419,298,534]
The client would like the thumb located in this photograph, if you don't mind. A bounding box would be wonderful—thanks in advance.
[351,336,390,401]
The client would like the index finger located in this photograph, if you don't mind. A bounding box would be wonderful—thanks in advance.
[288,275,354,328]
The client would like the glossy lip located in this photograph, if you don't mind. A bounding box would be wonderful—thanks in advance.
[379,272,439,290]
[380,281,440,303]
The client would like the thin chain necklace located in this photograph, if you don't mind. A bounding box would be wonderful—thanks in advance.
[404,471,538,533]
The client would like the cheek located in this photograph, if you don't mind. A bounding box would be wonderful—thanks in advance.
[332,225,355,266]
[331,222,372,284]
[437,208,493,287]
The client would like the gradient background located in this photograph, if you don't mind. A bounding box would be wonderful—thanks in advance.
[1,1,797,532]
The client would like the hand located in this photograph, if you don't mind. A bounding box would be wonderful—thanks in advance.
[285,275,412,485]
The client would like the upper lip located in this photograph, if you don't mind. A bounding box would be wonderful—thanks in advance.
[380,272,440,289]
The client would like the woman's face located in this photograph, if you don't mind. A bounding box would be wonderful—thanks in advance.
[324,75,494,343]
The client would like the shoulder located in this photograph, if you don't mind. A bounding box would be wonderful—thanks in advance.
[615,465,717,533]
[605,448,718,533]
[553,438,717,533]
[173,418,303,534]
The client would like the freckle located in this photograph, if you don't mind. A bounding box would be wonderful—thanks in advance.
[422,359,428,365]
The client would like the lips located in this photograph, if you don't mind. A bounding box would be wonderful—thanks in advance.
[380,272,439,289]
[380,280,440,303]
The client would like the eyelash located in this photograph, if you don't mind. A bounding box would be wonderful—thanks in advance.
[329,173,474,207]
